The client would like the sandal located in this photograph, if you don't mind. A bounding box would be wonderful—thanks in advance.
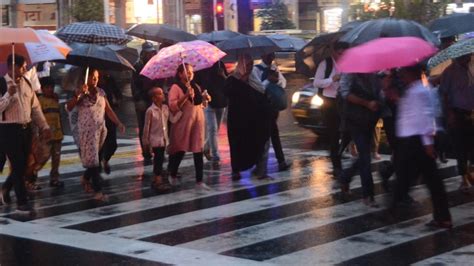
[26,181,42,191]
[49,180,64,188]
[425,220,452,229]
[80,176,94,193]
[459,178,472,194]
[150,181,172,192]
[93,192,109,202]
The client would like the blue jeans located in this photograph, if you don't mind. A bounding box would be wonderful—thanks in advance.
[346,129,374,198]
[204,107,225,161]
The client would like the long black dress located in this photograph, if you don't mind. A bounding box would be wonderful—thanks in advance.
[224,76,272,172]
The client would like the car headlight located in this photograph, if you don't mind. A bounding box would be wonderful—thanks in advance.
[291,92,301,105]
[310,95,324,108]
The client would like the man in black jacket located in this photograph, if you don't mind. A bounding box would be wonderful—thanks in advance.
[195,61,228,163]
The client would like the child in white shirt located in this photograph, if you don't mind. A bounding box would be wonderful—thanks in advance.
[142,87,181,190]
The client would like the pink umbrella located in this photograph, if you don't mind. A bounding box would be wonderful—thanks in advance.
[140,40,226,80]
[337,37,437,73]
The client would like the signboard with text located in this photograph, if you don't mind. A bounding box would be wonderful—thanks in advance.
[23,4,57,29]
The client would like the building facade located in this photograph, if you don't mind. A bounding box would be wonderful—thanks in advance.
[1,0,58,29]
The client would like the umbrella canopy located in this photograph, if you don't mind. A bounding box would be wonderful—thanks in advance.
[267,34,306,52]
[197,30,242,43]
[64,43,135,71]
[0,30,71,64]
[56,21,131,45]
[106,44,139,65]
[0,27,41,44]
[295,20,365,76]
[428,38,474,76]
[340,18,440,46]
[429,13,474,38]
[216,35,280,61]
[140,40,226,80]
[338,37,437,73]
[127,23,197,44]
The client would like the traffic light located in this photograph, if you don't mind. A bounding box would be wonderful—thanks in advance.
[215,2,224,18]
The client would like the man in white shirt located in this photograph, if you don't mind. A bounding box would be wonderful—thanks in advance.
[313,42,349,178]
[394,64,451,228]
[252,52,290,177]
[0,54,51,213]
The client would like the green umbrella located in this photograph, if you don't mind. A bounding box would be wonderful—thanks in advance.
[428,38,474,75]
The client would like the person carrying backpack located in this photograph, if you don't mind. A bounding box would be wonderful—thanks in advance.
[253,52,291,177]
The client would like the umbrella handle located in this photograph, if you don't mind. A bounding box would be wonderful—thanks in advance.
[83,66,90,95]
[84,66,89,85]
[11,43,15,81]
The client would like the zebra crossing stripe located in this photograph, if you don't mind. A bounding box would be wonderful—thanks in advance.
[412,244,474,265]
[268,201,474,265]
[29,162,318,228]
[177,176,462,254]
[99,176,369,240]
[0,218,271,266]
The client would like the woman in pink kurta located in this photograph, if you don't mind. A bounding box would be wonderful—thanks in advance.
[167,64,211,189]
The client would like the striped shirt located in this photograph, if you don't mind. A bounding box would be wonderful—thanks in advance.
[0,74,49,130]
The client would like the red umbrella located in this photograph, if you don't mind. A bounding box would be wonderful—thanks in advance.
[338,37,437,73]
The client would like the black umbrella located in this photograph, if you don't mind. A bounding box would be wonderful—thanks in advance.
[295,20,364,77]
[197,30,242,43]
[340,18,440,46]
[429,13,474,38]
[65,43,135,71]
[216,35,280,61]
[106,44,139,65]
[127,23,197,44]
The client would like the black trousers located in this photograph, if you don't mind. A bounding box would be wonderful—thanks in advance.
[0,151,6,173]
[152,147,165,176]
[100,117,118,162]
[270,111,285,164]
[394,136,451,222]
[449,109,474,176]
[0,123,32,205]
[168,151,203,182]
[322,97,344,171]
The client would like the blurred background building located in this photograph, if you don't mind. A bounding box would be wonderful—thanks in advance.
[0,0,472,34]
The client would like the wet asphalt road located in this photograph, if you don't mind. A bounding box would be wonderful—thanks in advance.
[1,72,473,265]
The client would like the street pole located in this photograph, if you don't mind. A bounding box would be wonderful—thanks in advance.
[0,2,3,28]
[341,0,349,25]
[104,0,110,23]
[213,0,218,31]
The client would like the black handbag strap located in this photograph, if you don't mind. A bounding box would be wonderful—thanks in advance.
[0,77,7,121]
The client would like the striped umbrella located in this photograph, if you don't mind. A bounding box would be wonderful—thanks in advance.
[0,30,71,65]
[56,21,131,45]
[428,38,474,76]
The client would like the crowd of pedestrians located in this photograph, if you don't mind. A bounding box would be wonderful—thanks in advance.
[313,39,473,228]
[0,33,472,232]
[0,40,293,212]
